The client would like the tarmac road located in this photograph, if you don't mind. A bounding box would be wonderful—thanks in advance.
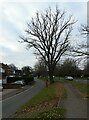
[2,79,45,118]
[74,79,89,84]
[2,85,33,100]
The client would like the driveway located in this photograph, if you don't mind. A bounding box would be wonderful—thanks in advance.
[2,79,45,118]
[60,83,88,118]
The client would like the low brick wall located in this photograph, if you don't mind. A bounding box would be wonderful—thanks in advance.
[3,84,21,89]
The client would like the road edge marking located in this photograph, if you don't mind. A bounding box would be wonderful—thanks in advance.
[2,86,34,102]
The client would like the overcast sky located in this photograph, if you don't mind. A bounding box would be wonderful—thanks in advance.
[0,0,87,69]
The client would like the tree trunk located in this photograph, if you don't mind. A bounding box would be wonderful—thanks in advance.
[48,68,54,84]
[46,80,48,87]
[49,75,54,84]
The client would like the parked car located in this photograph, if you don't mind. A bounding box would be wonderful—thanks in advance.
[65,76,73,80]
[12,80,25,86]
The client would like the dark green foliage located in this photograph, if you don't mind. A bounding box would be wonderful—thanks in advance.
[23,75,34,85]
[7,75,34,85]
[83,62,89,77]
[54,59,82,77]
[21,66,33,76]
[7,77,22,83]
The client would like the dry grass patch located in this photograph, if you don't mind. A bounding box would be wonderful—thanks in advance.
[72,82,89,98]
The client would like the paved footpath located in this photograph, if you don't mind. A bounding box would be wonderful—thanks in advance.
[60,83,88,118]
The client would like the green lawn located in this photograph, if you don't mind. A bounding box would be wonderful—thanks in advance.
[61,79,89,98]
[65,79,89,98]
[72,82,89,98]
[13,82,66,118]
[22,83,56,107]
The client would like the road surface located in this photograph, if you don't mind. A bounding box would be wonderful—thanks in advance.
[2,79,45,118]
[74,79,89,84]
[2,85,33,100]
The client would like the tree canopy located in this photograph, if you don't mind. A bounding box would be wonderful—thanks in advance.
[20,6,75,82]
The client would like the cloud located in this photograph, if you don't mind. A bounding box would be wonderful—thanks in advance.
[0,37,19,52]
[0,1,87,68]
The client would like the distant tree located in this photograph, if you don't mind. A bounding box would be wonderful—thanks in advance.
[20,6,76,83]
[54,63,61,76]
[9,64,17,70]
[83,62,89,77]
[79,24,89,56]
[22,66,33,76]
[70,44,89,57]
[34,57,47,77]
[9,64,18,73]
[70,24,89,57]
[58,59,81,77]
[80,25,89,35]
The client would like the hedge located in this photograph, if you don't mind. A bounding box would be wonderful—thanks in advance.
[23,76,34,85]
[3,84,21,89]
[7,75,34,85]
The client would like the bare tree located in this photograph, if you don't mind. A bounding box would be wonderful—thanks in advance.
[70,24,89,57]
[34,57,47,77]
[70,1,89,61]
[9,64,18,71]
[80,25,89,35]
[79,25,89,56]
[70,44,89,57]
[22,66,33,76]
[20,6,75,83]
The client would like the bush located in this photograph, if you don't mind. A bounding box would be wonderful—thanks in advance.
[3,84,21,89]
[23,75,34,85]
[7,75,34,85]
[7,77,22,83]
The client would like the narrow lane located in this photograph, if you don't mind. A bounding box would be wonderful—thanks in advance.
[2,79,45,118]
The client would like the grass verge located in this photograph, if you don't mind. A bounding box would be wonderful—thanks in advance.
[72,82,89,98]
[13,82,66,118]
[31,107,65,119]
[62,79,89,98]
